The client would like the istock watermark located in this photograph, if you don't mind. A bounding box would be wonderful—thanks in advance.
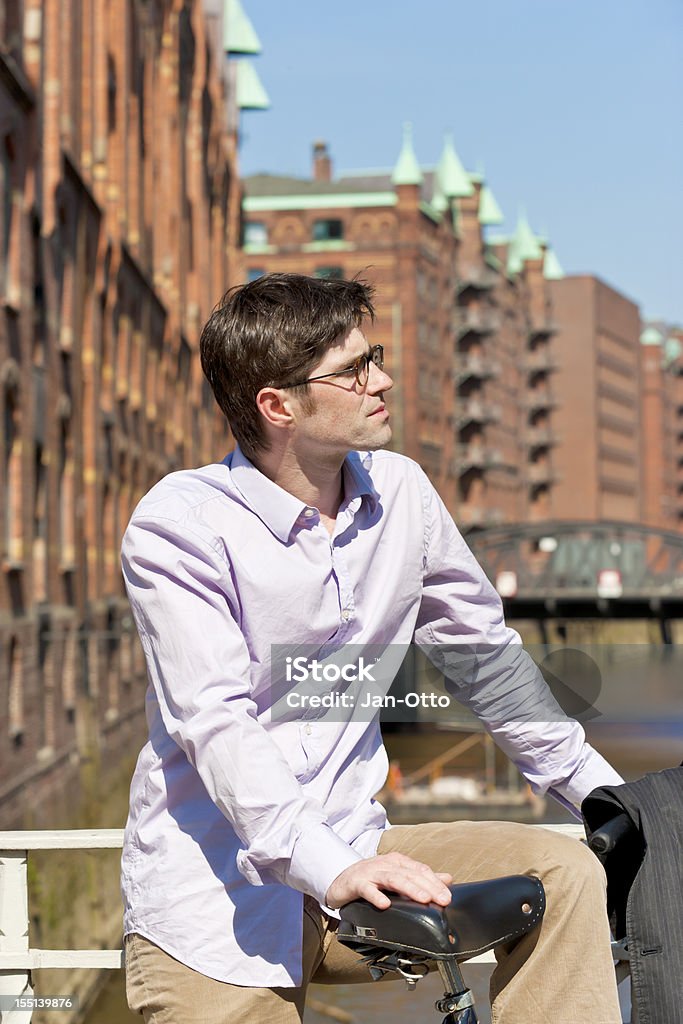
[268,642,683,726]
[285,655,378,683]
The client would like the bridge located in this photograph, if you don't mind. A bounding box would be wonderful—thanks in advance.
[465,521,683,638]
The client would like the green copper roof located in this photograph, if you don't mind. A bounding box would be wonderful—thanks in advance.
[244,192,397,212]
[236,60,270,110]
[543,247,565,280]
[508,209,544,273]
[431,171,449,213]
[391,123,423,186]
[436,134,473,198]
[478,183,504,226]
[640,326,664,346]
[664,336,682,364]
[224,0,262,54]
[514,209,543,261]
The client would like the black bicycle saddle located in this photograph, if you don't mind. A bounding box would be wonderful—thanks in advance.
[337,874,545,961]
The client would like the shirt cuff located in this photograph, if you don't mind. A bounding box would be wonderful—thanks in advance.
[287,822,363,906]
[549,746,624,815]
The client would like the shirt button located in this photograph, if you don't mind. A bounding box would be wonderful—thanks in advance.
[341,610,351,622]
[305,724,312,735]
[303,508,315,518]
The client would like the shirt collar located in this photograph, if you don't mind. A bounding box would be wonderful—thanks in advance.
[228,446,379,543]
[343,451,380,513]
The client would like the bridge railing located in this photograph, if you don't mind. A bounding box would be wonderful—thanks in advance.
[0,824,617,1022]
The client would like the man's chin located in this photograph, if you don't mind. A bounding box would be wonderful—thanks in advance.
[364,423,392,452]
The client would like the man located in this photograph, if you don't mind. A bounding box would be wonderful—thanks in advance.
[121,273,624,1023]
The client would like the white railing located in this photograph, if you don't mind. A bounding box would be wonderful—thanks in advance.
[0,830,124,1023]
[0,824,624,1022]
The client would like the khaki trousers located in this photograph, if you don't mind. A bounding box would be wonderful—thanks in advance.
[125,821,622,1024]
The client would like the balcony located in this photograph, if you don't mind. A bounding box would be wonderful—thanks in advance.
[451,445,504,475]
[526,463,555,487]
[458,506,505,527]
[455,267,498,294]
[523,351,559,374]
[455,308,500,341]
[528,316,558,339]
[454,356,501,385]
[524,427,558,449]
[523,391,558,413]
[455,399,502,428]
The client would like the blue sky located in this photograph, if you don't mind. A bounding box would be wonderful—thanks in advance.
[238,0,682,323]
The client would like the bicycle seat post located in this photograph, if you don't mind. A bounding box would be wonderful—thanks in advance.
[434,959,478,1024]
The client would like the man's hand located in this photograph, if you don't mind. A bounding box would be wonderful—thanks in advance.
[325,851,452,910]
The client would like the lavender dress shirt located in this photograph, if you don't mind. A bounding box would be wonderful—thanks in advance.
[120,446,623,986]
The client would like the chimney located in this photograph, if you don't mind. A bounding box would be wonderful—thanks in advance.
[313,140,332,182]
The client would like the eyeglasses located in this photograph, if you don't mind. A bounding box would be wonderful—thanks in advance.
[279,345,384,390]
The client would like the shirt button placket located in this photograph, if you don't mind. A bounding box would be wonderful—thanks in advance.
[331,544,354,632]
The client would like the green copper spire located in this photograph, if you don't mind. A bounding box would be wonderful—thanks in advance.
[664,336,682,364]
[640,326,664,346]
[391,123,423,187]
[236,60,270,110]
[224,0,262,55]
[436,133,473,198]
[514,208,543,261]
[478,183,504,226]
[508,208,544,273]
[543,247,565,280]
[431,171,449,213]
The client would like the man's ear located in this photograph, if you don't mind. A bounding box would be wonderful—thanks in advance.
[255,387,295,432]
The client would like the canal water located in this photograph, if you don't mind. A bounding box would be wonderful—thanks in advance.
[84,716,681,1024]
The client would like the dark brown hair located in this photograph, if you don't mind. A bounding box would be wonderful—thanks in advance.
[199,273,375,459]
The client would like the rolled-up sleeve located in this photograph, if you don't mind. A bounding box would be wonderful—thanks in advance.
[413,473,623,814]
[121,515,361,903]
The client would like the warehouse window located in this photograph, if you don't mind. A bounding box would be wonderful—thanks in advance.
[244,222,268,245]
[312,219,343,242]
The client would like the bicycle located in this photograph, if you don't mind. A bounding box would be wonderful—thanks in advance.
[336,815,633,1024]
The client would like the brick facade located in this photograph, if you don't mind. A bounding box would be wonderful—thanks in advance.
[0,0,242,826]
[243,142,559,528]
[549,276,643,523]
[640,324,683,531]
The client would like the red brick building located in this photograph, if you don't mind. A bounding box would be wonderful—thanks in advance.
[243,132,561,527]
[549,276,643,523]
[0,0,256,826]
[639,323,683,530]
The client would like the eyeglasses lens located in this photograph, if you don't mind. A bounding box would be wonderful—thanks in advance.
[357,346,384,387]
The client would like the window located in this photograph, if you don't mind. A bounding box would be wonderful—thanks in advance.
[247,267,265,282]
[1,137,12,298]
[3,388,22,567]
[314,266,344,280]
[244,222,268,246]
[312,219,343,242]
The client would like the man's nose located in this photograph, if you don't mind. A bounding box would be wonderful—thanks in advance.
[368,364,393,392]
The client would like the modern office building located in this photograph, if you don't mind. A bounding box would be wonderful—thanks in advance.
[549,276,643,523]
[639,322,683,530]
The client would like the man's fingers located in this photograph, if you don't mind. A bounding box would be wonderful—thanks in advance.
[362,883,392,909]
[326,855,453,911]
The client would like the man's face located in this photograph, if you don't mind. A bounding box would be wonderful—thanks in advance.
[287,327,393,458]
